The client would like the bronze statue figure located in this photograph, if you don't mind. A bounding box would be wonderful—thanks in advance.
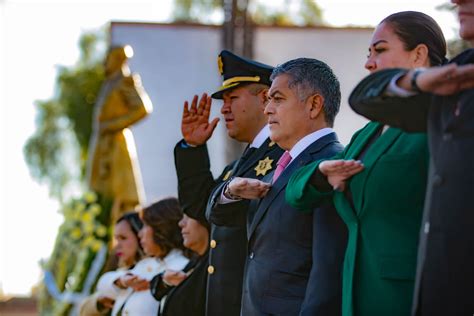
[87,45,152,223]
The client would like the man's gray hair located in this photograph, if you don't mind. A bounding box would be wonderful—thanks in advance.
[270,58,341,127]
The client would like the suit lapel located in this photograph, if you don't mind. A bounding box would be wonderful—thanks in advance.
[351,126,402,216]
[345,122,381,159]
[248,133,337,238]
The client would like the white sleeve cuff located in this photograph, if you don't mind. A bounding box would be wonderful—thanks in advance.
[385,72,417,97]
[217,184,241,204]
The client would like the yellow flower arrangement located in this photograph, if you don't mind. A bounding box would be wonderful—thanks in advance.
[40,190,113,316]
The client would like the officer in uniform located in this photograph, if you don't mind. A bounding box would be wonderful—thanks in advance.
[174,50,283,316]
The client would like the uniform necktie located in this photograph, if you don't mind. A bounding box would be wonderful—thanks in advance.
[236,146,256,170]
[272,151,292,182]
[242,146,257,161]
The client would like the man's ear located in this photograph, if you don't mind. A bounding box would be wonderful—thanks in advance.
[308,94,324,119]
[259,88,269,110]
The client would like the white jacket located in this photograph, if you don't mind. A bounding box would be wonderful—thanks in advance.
[97,249,188,316]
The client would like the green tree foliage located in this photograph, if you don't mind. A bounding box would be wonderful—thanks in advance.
[172,0,325,26]
[173,0,222,22]
[24,32,105,200]
[253,0,324,26]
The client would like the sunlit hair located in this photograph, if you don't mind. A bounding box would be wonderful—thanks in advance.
[140,197,187,257]
[381,11,447,66]
[270,58,341,127]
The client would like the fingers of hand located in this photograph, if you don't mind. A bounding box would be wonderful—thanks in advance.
[242,178,268,189]
[182,115,198,124]
[190,95,198,113]
[246,180,270,197]
[454,64,474,82]
[197,93,208,115]
[231,177,247,189]
[183,101,189,117]
[132,280,149,291]
[206,117,220,132]
[327,160,363,174]
[320,159,352,173]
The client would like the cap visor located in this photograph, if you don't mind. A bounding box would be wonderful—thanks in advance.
[210,82,241,99]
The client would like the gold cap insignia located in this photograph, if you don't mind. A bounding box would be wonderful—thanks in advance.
[218,56,224,75]
[223,170,232,181]
[254,157,274,176]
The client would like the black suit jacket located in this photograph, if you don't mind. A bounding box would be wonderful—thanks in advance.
[174,138,283,316]
[212,133,347,315]
[349,49,474,316]
[155,252,208,316]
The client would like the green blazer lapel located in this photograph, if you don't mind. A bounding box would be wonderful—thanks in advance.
[345,122,381,159]
[334,122,381,219]
[352,126,403,216]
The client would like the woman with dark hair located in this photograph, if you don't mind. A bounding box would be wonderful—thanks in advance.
[348,1,474,314]
[79,212,144,316]
[139,197,189,261]
[286,11,447,316]
[109,198,189,316]
[150,213,210,316]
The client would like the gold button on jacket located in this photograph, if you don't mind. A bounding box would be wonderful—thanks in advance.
[210,240,217,248]
[207,265,215,274]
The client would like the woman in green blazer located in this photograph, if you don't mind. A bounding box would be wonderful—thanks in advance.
[286,12,447,316]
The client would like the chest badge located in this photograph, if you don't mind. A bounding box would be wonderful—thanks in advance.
[269,141,276,147]
[254,157,273,176]
[223,170,232,181]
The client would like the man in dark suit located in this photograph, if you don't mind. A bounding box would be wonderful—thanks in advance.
[209,58,347,315]
[349,1,474,314]
[174,50,283,316]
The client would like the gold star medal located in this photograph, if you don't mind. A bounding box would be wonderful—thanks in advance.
[223,170,232,181]
[254,157,273,176]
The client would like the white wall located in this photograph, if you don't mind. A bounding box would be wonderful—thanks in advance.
[111,23,224,204]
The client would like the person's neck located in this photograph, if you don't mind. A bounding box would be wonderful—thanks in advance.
[246,121,267,144]
[120,258,134,268]
[194,236,209,256]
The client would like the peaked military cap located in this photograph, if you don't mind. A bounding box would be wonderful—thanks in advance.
[211,50,274,99]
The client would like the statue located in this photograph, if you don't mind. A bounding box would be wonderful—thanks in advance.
[87,45,152,223]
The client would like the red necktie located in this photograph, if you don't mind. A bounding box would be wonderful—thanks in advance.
[272,151,292,182]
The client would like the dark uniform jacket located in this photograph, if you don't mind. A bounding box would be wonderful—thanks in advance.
[348,49,474,316]
[152,252,208,316]
[210,133,347,316]
[174,137,283,316]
